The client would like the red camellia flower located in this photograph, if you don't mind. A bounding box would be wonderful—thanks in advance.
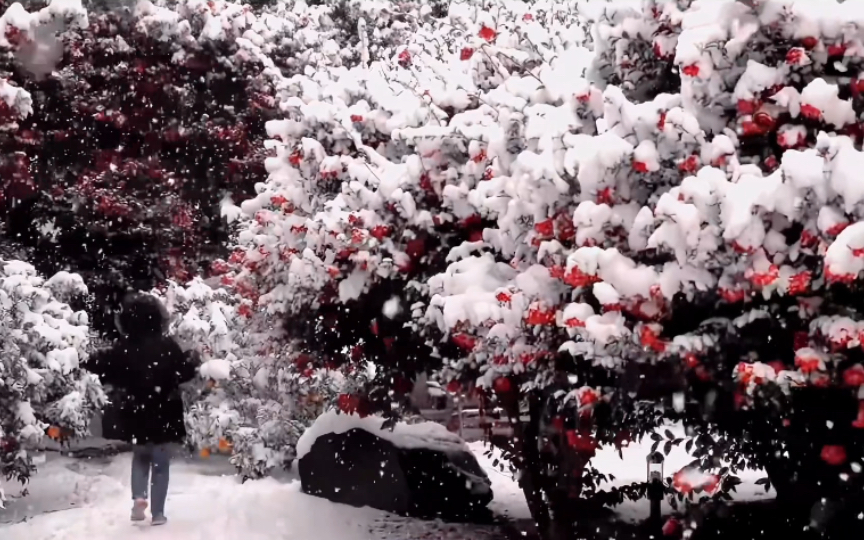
[478,25,497,42]
[801,36,818,50]
[446,380,461,394]
[719,287,746,303]
[493,377,513,394]
[657,111,667,130]
[640,325,667,352]
[496,291,512,303]
[821,444,847,466]
[398,49,412,67]
[337,394,360,415]
[369,225,390,240]
[562,267,601,288]
[785,47,805,64]
[596,187,614,206]
[534,218,554,237]
[579,388,600,406]
[565,430,598,455]
[749,264,779,287]
[800,103,822,120]
[460,47,474,60]
[737,99,758,115]
[526,306,556,326]
[678,155,699,173]
[451,333,477,351]
[795,349,822,373]
[681,64,700,77]
[843,365,864,387]
[565,317,585,328]
[787,271,811,295]
[632,160,650,173]
[853,402,864,429]
[741,120,768,137]
[662,517,681,537]
[827,43,847,57]
[753,111,775,130]
[826,222,849,236]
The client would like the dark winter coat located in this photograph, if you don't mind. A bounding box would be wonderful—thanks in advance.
[89,294,198,445]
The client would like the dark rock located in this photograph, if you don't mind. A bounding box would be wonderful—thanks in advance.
[298,426,493,521]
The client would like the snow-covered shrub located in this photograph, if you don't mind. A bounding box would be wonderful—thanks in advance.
[215,0,864,535]
[0,260,106,486]
[155,276,364,478]
[214,1,659,535]
[0,0,296,333]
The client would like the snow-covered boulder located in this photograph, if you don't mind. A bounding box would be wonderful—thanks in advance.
[297,411,493,520]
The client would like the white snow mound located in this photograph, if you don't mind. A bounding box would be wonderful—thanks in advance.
[296,410,469,459]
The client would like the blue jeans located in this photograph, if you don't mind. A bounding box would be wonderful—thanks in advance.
[131,444,171,517]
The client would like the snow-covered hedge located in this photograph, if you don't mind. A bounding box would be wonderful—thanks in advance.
[0,260,106,488]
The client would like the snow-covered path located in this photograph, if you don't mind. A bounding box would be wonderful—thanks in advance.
[1,425,775,539]
[0,452,503,540]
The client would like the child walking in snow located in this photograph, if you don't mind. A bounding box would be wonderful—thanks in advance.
[89,292,198,526]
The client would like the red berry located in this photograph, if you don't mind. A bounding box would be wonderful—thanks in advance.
[460,47,474,60]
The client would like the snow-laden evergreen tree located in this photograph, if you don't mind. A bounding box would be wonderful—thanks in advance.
[0,260,106,492]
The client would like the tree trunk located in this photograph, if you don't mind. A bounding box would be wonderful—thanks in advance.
[503,391,576,540]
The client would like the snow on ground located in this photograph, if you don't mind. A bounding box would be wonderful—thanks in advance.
[1,424,774,539]
[471,423,775,523]
[0,450,502,540]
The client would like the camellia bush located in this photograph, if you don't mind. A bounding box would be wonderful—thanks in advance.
[215,1,670,538]
[0,0,289,333]
[157,276,366,479]
[585,0,864,534]
[0,259,106,493]
[215,0,864,538]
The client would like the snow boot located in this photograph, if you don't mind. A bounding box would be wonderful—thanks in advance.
[152,515,168,526]
[131,499,148,522]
